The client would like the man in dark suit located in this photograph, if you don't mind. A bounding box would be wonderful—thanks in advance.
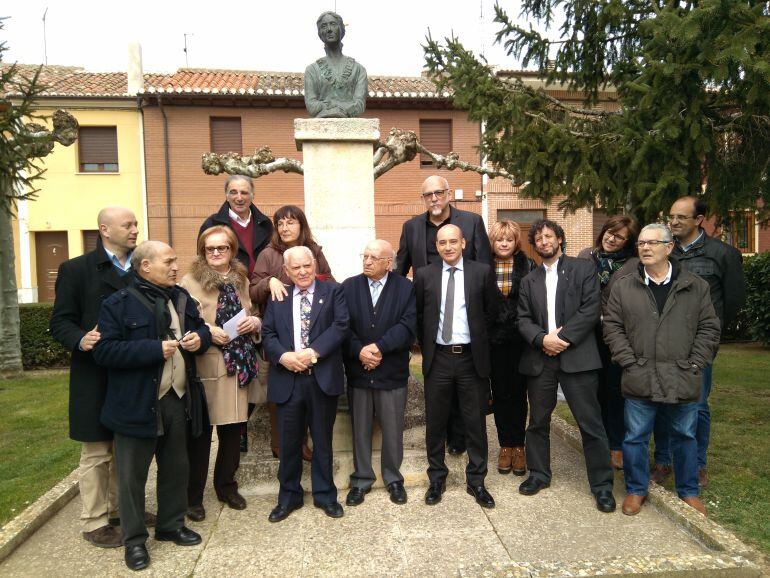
[342,240,417,506]
[199,175,273,278]
[517,219,616,513]
[396,175,493,455]
[414,224,498,508]
[262,245,350,522]
[50,206,154,548]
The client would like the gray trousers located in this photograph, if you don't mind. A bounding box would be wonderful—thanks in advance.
[114,393,188,547]
[348,386,407,489]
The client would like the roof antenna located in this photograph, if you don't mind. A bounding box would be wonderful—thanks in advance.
[183,33,193,68]
[42,7,48,65]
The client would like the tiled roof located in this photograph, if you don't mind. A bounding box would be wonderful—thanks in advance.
[2,64,450,100]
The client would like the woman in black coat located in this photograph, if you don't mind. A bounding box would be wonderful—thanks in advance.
[488,220,535,476]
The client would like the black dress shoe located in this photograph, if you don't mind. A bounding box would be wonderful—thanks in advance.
[314,501,344,518]
[154,526,202,546]
[595,490,617,513]
[186,505,206,522]
[519,476,550,496]
[387,482,407,505]
[466,484,495,508]
[424,482,445,505]
[345,487,370,506]
[268,502,303,523]
[124,544,150,571]
[447,445,466,456]
[220,491,247,510]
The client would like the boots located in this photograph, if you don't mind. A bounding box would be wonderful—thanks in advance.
[511,447,526,476]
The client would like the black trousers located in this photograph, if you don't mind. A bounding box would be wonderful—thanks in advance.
[277,373,338,507]
[597,339,625,451]
[526,356,614,493]
[490,343,528,447]
[425,348,488,486]
[114,393,188,547]
[187,410,243,506]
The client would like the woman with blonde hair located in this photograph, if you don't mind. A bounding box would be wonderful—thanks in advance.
[181,225,261,521]
[488,220,535,476]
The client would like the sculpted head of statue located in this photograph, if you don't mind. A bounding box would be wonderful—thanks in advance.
[316,11,345,48]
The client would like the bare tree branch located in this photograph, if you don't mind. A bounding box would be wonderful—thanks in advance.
[201,146,304,178]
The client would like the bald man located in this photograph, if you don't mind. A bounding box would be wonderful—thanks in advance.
[396,176,493,455]
[93,241,211,571]
[50,206,142,548]
[342,240,417,506]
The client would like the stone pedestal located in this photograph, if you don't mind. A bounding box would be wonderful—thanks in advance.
[294,117,379,282]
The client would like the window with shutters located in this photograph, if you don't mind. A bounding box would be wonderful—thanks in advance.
[210,117,243,155]
[419,119,452,167]
[724,210,756,254]
[82,230,100,253]
[78,127,119,172]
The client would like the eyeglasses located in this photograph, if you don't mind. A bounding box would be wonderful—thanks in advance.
[636,240,671,248]
[667,214,695,222]
[205,245,231,255]
[605,231,627,242]
[360,253,392,262]
[421,189,449,199]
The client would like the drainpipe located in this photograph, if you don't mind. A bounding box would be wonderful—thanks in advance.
[158,97,173,246]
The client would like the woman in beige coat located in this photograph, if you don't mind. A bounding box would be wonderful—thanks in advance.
[181,225,261,521]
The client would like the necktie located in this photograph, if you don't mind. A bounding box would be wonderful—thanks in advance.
[371,280,382,307]
[442,267,456,343]
[299,290,311,348]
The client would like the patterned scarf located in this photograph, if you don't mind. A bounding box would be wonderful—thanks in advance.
[215,283,258,388]
[593,246,635,288]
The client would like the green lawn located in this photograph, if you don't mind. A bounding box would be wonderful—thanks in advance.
[0,370,79,527]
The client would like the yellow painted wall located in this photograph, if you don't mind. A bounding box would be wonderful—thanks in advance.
[15,104,146,289]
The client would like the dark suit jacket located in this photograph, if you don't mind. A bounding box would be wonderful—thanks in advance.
[342,273,417,390]
[414,259,498,379]
[49,239,132,442]
[396,205,492,276]
[517,255,602,376]
[262,280,349,404]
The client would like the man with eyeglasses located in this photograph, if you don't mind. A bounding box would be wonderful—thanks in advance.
[341,240,417,506]
[649,196,745,489]
[396,176,492,455]
[199,175,273,278]
[603,223,720,517]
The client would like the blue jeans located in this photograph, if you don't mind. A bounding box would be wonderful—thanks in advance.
[624,399,699,498]
[652,364,712,469]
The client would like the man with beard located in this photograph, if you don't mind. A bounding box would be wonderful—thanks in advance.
[516,219,616,513]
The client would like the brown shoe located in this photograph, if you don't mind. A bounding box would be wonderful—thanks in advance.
[682,496,707,515]
[82,524,122,548]
[650,463,672,485]
[698,468,709,488]
[610,450,623,471]
[497,447,513,474]
[621,494,646,516]
[511,447,526,476]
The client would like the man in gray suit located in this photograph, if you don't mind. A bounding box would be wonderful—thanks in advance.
[517,219,616,513]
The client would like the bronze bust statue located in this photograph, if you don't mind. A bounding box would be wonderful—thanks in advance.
[304,11,368,118]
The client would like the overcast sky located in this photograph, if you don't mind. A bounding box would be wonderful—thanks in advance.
[2,1,543,77]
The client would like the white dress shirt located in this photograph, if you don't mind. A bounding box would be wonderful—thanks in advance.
[644,261,673,285]
[544,261,559,334]
[292,282,315,352]
[436,258,470,345]
[228,207,252,227]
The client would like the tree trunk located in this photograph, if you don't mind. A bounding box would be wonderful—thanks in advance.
[0,196,23,375]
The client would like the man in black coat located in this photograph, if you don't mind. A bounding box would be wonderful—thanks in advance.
[342,240,417,507]
[396,175,493,455]
[93,241,211,571]
[415,225,498,508]
[516,219,616,513]
[49,206,141,548]
[199,175,273,277]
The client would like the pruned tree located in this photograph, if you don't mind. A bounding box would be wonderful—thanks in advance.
[1,22,78,374]
[422,0,770,223]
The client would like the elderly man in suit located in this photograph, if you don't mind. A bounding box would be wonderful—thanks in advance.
[342,240,417,506]
[262,245,350,522]
[414,224,498,508]
[397,175,493,456]
[517,219,616,513]
[50,206,156,548]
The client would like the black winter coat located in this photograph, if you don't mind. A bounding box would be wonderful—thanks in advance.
[489,251,536,346]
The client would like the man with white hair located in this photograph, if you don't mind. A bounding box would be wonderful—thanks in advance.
[261,246,350,522]
[342,240,416,506]
[603,223,720,517]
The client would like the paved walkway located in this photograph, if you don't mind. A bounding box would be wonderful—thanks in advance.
[4,415,760,577]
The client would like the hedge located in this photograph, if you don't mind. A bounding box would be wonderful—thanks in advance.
[741,252,770,346]
[19,303,70,369]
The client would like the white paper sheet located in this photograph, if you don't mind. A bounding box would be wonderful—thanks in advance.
[222,308,247,341]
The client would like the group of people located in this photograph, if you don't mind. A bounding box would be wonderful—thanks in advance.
[50,173,745,571]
